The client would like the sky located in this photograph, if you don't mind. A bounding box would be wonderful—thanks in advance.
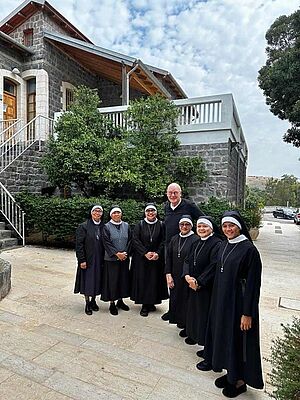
[1,0,300,178]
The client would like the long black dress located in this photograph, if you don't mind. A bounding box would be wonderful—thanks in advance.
[101,221,131,302]
[74,219,104,296]
[131,220,168,305]
[165,233,199,326]
[205,238,264,389]
[183,235,222,345]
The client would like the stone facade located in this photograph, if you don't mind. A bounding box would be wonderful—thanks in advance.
[178,142,246,204]
[0,143,51,196]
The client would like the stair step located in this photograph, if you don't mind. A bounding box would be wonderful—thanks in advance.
[0,238,19,249]
[0,230,12,238]
[0,222,6,229]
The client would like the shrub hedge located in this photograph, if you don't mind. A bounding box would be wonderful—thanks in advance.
[16,193,261,246]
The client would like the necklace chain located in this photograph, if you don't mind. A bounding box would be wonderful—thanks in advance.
[146,222,157,243]
[220,242,239,272]
[193,241,206,266]
[178,237,188,258]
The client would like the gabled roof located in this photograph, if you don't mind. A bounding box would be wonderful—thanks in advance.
[44,31,186,99]
[0,30,34,55]
[0,0,92,43]
[1,0,187,99]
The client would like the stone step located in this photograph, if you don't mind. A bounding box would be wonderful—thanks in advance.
[0,230,12,238]
[0,222,6,229]
[0,237,19,249]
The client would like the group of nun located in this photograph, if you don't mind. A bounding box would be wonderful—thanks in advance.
[74,203,264,398]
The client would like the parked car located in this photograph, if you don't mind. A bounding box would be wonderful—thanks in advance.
[272,208,295,220]
[294,211,300,225]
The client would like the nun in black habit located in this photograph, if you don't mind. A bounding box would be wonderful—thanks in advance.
[183,216,223,350]
[74,204,104,315]
[204,211,264,398]
[165,215,199,330]
[101,206,131,316]
[130,203,168,317]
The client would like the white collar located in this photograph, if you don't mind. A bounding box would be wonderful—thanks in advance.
[228,234,248,244]
[110,219,123,225]
[179,231,194,238]
[92,219,101,225]
[144,218,158,225]
[170,199,182,210]
[200,232,214,241]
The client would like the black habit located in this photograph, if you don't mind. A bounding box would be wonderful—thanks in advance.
[164,199,203,244]
[74,219,104,296]
[205,239,264,389]
[101,221,131,302]
[130,220,168,305]
[165,233,199,326]
[183,235,222,345]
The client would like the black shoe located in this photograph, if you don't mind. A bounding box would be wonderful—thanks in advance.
[90,299,99,311]
[196,349,205,358]
[179,329,188,338]
[161,312,169,321]
[177,323,185,329]
[85,302,92,315]
[185,337,197,345]
[196,360,212,371]
[147,305,156,312]
[109,302,118,315]
[140,306,148,317]
[215,375,228,389]
[116,299,130,311]
[222,383,247,398]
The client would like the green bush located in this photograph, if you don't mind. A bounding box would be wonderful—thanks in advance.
[267,317,300,400]
[15,193,164,245]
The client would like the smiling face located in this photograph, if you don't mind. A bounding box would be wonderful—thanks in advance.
[91,208,103,222]
[145,208,157,222]
[197,223,213,238]
[179,221,192,235]
[166,184,181,206]
[111,211,122,223]
[222,222,241,240]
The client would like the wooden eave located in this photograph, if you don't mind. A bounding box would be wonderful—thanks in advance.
[0,0,92,43]
[44,34,172,97]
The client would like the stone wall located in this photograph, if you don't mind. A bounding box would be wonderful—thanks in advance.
[0,41,27,69]
[0,143,51,195]
[178,141,246,204]
[0,258,11,300]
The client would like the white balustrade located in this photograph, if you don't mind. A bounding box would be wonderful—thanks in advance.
[0,181,25,246]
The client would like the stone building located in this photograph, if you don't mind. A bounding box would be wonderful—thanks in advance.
[0,0,247,244]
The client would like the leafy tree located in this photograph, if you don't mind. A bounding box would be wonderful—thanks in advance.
[42,88,207,200]
[265,174,299,207]
[125,94,207,199]
[41,86,141,197]
[258,10,300,147]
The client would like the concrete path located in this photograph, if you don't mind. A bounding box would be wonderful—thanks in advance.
[0,217,299,399]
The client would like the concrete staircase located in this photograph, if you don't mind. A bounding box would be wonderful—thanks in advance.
[0,221,19,250]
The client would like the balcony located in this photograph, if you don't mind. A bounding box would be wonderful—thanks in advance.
[98,93,247,160]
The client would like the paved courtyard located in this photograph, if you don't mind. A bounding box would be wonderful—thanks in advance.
[0,216,299,399]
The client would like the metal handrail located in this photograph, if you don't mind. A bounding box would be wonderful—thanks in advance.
[0,119,21,142]
[0,115,54,173]
[0,181,25,246]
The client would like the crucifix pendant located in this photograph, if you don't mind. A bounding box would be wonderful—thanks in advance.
[220,265,224,273]
[178,253,181,258]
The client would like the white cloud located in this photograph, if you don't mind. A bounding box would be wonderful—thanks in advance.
[1,0,299,177]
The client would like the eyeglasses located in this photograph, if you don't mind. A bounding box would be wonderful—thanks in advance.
[145,209,156,213]
[179,223,191,227]
[167,191,180,195]
[92,210,103,213]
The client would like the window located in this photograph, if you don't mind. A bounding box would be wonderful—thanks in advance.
[23,29,33,47]
[65,88,74,110]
